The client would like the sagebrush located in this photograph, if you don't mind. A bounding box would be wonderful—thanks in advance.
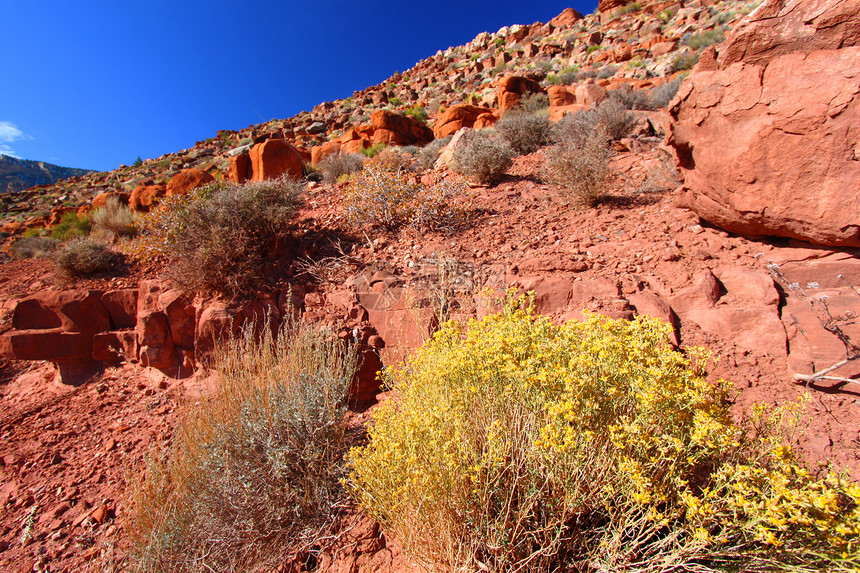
[134,177,301,295]
[452,131,514,185]
[129,318,359,573]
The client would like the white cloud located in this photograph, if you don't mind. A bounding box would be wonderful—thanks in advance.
[0,121,31,158]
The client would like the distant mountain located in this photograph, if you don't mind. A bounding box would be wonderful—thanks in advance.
[0,154,95,194]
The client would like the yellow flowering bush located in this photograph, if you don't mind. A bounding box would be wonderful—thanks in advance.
[348,296,860,572]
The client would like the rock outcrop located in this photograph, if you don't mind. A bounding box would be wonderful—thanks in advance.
[668,0,860,247]
[165,168,215,197]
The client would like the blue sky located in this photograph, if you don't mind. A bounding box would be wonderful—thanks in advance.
[1,1,595,172]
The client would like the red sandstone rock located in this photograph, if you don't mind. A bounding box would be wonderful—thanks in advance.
[13,290,110,334]
[249,139,305,181]
[158,290,196,348]
[137,311,176,369]
[574,83,607,106]
[311,140,343,166]
[549,7,584,27]
[497,75,544,115]
[432,104,494,139]
[165,168,214,197]
[547,85,576,107]
[228,153,251,184]
[668,0,860,247]
[598,0,632,11]
[370,110,434,146]
[129,184,165,212]
[101,289,139,330]
[91,192,127,209]
[92,331,138,363]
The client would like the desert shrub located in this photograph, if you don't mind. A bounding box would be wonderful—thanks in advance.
[596,64,619,79]
[10,236,60,259]
[53,238,118,278]
[496,111,553,155]
[687,28,725,50]
[544,128,613,206]
[552,99,634,147]
[404,105,428,123]
[129,316,358,573]
[50,211,91,241]
[415,136,452,170]
[342,158,419,231]
[516,92,550,114]
[672,51,700,72]
[452,131,514,185]
[609,86,654,110]
[649,76,684,109]
[91,197,139,237]
[319,151,364,183]
[411,177,471,233]
[360,142,387,158]
[135,177,301,295]
[349,297,860,573]
[586,45,601,55]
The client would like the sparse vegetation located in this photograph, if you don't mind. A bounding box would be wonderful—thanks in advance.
[129,316,358,573]
[343,155,470,233]
[649,76,684,109]
[50,211,91,241]
[135,177,302,295]
[672,51,700,72]
[91,197,139,238]
[415,136,452,170]
[545,127,613,206]
[9,235,60,259]
[360,142,387,158]
[516,92,550,114]
[452,131,514,185]
[319,151,364,183]
[553,99,635,147]
[496,110,553,155]
[349,297,860,573]
[687,29,726,50]
[609,86,654,110]
[342,157,419,231]
[53,237,118,278]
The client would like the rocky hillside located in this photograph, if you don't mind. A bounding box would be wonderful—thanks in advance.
[1,0,859,571]
[0,0,753,239]
[0,155,93,195]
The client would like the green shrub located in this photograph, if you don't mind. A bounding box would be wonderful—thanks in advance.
[496,111,553,155]
[91,197,139,237]
[53,238,118,278]
[129,316,358,573]
[10,236,60,259]
[586,45,601,55]
[672,52,700,72]
[360,142,387,158]
[319,151,364,183]
[349,297,860,573]
[404,105,428,124]
[50,211,91,241]
[452,131,514,185]
[135,177,301,295]
[687,28,725,50]
[544,128,613,206]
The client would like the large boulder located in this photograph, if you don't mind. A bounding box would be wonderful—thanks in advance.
[370,110,434,146]
[249,139,305,181]
[549,7,584,27]
[668,0,860,247]
[166,168,215,197]
[129,184,165,212]
[433,104,495,139]
[497,75,544,115]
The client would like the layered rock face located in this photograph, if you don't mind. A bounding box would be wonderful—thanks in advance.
[668,0,860,247]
